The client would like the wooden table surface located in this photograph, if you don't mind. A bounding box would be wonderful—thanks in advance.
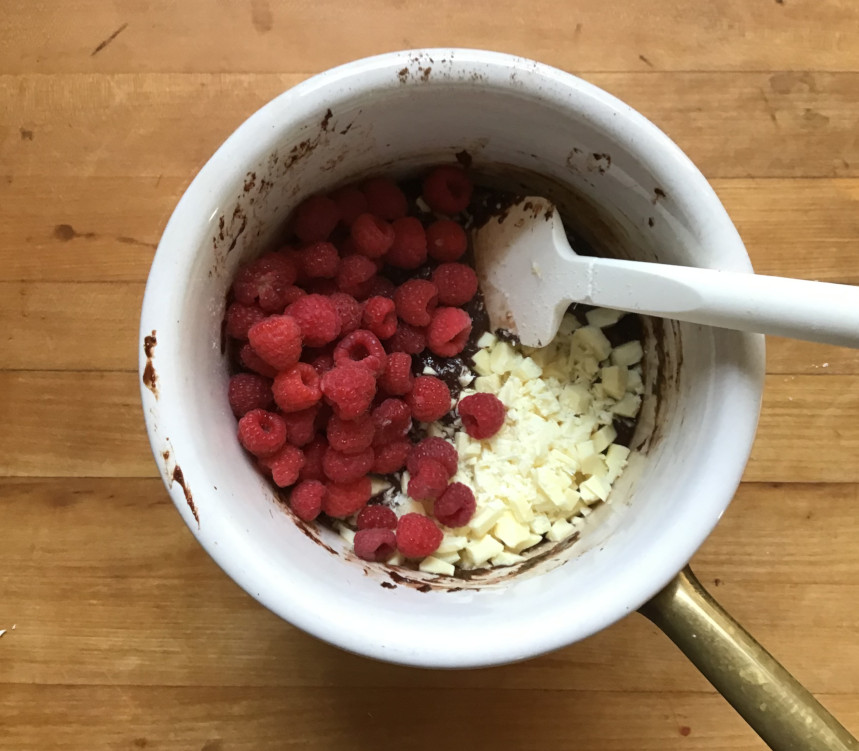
[2,2,858,749]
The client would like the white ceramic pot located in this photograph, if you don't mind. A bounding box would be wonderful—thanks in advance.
[140,48,763,665]
[140,50,859,750]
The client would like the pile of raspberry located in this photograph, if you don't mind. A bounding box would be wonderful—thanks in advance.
[225,165,506,564]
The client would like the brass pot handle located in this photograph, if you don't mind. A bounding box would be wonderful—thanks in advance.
[639,566,858,751]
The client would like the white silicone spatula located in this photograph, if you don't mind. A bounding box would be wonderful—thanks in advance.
[472,196,859,348]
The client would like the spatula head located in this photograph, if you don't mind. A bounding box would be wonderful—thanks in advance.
[472,196,574,348]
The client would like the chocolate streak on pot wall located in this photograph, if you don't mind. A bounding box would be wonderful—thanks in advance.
[172,465,199,524]
[142,331,158,396]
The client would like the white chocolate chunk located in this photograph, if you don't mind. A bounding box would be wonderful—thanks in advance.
[592,424,618,454]
[419,556,456,576]
[600,365,629,400]
[585,307,625,329]
[511,356,543,380]
[605,444,631,482]
[572,326,612,361]
[490,551,525,567]
[580,475,611,503]
[529,514,552,535]
[547,518,577,542]
[510,532,544,554]
[476,331,498,349]
[437,534,469,555]
[461,535,505,567]
[611,340,644,367]
[492,512,532,549]
[474,374,502,393]
[612,393,642,418]
[468,504,506,537]
[471,348,492,375]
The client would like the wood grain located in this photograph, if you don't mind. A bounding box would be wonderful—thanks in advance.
[1,1,858,748]
[10,684,835,751]
[2,72,859,180]
[2,0,858,74]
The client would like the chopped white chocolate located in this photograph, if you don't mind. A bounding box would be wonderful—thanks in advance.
[572,325,612,361]
[490,551,526,567]
[414,309,643,571]
[611,340,644,367]
[585,307,625,328]
[492,512,532,549]
[419,556,456,576]
[600,365,628,399]
[592,424,617,454]
[461,535,505,567]
[612,393,642,418]
[547,518,577,542]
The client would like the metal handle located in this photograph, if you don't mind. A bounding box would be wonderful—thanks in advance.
[639,566,858,751]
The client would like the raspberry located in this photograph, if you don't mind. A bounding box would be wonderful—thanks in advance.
[282,405,319,447]
[407,459,449,501]
[458,393,506,439]
[434,482,476,527]
[225,302,266,340]
[371,440,411,474]
[321,363,377,420]
[327,413,375,454]
[396,513,443,558]
[260,442,305,487]
[386,322,427,354]
[385,217,427,269]
[285,294,341,347]
[431,263,478,306]
[308,352,335,377]
[328,292,363,335]
[351,213,395,258]
[378,352,414,396]
[282,285,306,306]
[406,375,452,422]
[228,373,273,417]
[331,186,368,227]
[362,296,398,340]
[407,437,458,477]
[426,218,468,262]
[299,435,328,482]
[300,241,340,279]
[362,177,408,221]
[334,329,387,376]
[426,307,472,357]
[371,398,412,446]
[232,252,298,312]
[422,165,473,215]
[394,279,439,327]
[293,194,340,243]
[273,363,322,413]
[336,254,377,297]
[362,275,396,300]
[247,315,303,370]
[353,528,397,562]
[237,409,287,457]
[323,476,372,518]
[357,504,398,530]
[322,446,374,483]
[289,480,325,521]
[239,343,278,378]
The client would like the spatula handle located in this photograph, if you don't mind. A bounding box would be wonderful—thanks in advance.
[585,258,859,348]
